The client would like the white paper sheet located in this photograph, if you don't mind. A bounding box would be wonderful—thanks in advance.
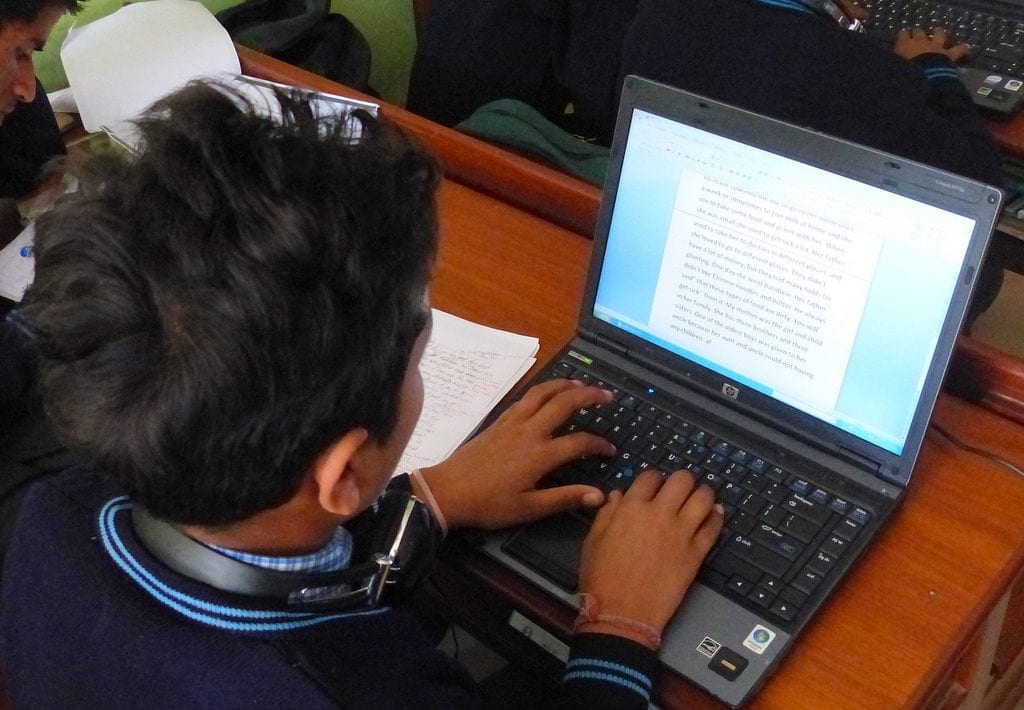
[61,0,240,133]
[396,310,540,473]
[0,223,35,303]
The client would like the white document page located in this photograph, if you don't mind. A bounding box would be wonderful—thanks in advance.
[61,0,241,133]
[395,309,539,473]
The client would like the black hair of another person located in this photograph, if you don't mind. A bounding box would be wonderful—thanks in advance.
[23,81,441,526]
[0,0,80,27]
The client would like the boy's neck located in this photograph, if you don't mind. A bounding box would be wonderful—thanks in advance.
[181,484,340,556]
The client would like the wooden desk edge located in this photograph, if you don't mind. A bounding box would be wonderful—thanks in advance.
[237,47,1024,424]
[952,335,1024,425]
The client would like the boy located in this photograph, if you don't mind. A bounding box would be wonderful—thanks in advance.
[0,82,722,708]
[0,0,79,197]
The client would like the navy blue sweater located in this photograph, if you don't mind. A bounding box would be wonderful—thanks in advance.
[1,467,658,708]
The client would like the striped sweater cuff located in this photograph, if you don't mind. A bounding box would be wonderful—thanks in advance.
[563,633,658,706]
[914,53,961,82]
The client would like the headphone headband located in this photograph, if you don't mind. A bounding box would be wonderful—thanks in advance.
[795,0,864,31]
[131,491,439,610]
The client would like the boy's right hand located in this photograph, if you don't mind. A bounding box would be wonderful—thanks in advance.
[576,470,724,646]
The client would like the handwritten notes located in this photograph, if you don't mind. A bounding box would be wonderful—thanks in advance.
[396,309,539,473]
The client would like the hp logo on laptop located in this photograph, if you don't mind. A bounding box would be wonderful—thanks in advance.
[722,383,740,399]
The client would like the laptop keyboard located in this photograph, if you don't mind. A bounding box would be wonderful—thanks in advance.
[542,359,873,627]
[861,0,1024,76]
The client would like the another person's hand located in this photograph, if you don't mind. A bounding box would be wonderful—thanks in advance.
[576,470,723,647]
[416,379,615,530]
[894,27,971,62]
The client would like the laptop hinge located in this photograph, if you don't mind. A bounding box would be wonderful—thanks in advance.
[839,446,885,477]
[587,331,629,357]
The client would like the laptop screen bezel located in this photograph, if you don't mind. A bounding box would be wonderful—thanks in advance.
[578,76,1001,487]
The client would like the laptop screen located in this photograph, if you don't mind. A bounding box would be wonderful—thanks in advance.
[592,108,978,456]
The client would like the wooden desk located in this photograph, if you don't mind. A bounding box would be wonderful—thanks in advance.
[237,47,1024,426]
[425,178,1024,709]
[238,50,1024,707]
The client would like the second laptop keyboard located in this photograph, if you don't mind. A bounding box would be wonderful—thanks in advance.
[861,0,1024,76]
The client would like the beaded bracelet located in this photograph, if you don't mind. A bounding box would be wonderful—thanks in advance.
[572,592,662,650]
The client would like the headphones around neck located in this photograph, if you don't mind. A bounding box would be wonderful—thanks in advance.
[132,490,441,611]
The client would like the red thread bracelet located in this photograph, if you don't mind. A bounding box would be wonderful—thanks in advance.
[572,592,662,650]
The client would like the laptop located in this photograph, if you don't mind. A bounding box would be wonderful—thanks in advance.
[861,0,1024,115]
[477,75,1002,707]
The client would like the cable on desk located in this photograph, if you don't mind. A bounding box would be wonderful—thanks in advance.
[929,422,1024,477]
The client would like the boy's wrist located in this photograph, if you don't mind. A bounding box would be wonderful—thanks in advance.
[409,468,450,537]
[572,592,663,650]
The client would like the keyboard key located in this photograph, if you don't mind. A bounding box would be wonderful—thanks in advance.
[829,498,850,515]
[721,462,745,484]
[779,514,820,544]
[849,507,872,525]
[738,493,766,516]
[553,361,575,378]
[722,534,792,579]
[758,503,786,527]
[690,429,711,445]
[621,434,646,455]
[748,587,775,608]
[656,412,679,428]
[586,416,613,436]
[730,448,751,465]
[767,466,787,482]
[641,443,666,466]
[711,439,732,456]
[791,569,823,596]
[789,478,811,495]
[759,575,783,594]
[707,549,763,583]
[702,453,728,473]
[646,424,671,444]
[763,482,789,504]
[780,585,807,608]
[682,444,708,464]
[700,471,724,490]
[747,457,767,475]
[726,575,756,596]
[806,550,837,577]
[809,488,830,505]
[769,599,798,622]
[820,535,849,559]
[719,482,744,506]
[740,473,766,493]
[784,494,832,527]
[832,517,862,542]
[749,524,804,561]
[729,511,757,536]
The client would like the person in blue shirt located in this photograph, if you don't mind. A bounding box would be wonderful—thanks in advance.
[0,81,724,709]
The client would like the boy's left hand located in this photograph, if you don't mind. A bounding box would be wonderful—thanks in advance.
[415,379,616,530]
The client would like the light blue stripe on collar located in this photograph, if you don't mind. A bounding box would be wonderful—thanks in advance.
[757,0,816,13]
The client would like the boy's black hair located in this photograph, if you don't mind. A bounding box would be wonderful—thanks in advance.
[24,82,440,525]
[0,0,79,27]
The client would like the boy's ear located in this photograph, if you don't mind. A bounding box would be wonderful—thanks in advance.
[313,429,370,517]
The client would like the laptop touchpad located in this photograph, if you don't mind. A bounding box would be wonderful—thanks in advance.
[501,513,589,592]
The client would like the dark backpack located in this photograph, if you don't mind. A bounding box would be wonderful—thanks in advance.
[216,0,373,93]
